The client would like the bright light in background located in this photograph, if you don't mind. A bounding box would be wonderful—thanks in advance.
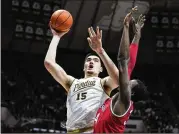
[40,128,47,132]
[32,128,65,133]
[33,128,40,131]
[49,129,55,133]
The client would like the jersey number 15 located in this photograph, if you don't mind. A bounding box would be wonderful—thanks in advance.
[76,92,87,100]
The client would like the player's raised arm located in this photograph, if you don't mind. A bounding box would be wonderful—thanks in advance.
[128,14,146,78]
[112,7,136,115]
[87,27,119,94]
[44,27,75,92]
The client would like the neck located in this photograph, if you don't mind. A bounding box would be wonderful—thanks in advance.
[84,73,98,78]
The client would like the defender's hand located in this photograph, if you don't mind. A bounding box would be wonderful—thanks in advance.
[132,14,146,38]
[124,6,138,27]
[87,26,103,53]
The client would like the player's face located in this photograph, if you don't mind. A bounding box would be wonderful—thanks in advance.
[84,55,102,75]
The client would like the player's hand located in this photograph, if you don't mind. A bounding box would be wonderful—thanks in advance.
[49,24,69,38]
[123,6,138,27]
[87,26,103,53]
[132,14,146,38]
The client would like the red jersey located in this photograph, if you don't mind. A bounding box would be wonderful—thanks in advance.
[93,43,137,133]
[128,43,138,79]
[93,98,134,133]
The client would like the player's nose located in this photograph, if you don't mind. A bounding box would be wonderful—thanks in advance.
[89,61,94,65]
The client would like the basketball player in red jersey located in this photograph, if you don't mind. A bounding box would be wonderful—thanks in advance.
[87,6,143,82]
[93,9,149,133]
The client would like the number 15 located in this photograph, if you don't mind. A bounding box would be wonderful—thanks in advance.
[76,92,87,100]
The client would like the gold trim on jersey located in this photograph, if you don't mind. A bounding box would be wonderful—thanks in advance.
[67,126,93,133]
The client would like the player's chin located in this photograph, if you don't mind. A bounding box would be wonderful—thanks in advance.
[87,70,94,74]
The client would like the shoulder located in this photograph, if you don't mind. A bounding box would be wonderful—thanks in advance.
[110,100,134,119]
[67,75,76,84]
[101,77,114,95]
[66,76,76,90]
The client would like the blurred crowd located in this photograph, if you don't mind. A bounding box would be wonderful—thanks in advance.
[131,93,179,133]
[1,51,179,133]
[1,66,67,132]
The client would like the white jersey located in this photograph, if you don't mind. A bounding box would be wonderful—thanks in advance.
[66,77,109,131]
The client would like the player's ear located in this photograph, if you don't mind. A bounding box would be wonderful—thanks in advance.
[100,67,103,72]
[83,63,87,72]
[83,66,86,72]
[83,68,86,72]
[130,80,138,88]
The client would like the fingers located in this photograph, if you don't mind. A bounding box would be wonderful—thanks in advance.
[140,16,145,28]
[131,17,136,26]
[124,6,138,24]
[96,26,102,39]
[127,6,138,19]
[127,7,137,18]
[88,27,93,37]
[132,6,138,11]
[90,27,96,36]
[88,26,102,39]
[140,23,145,28]
[137,14,146,27]
[136,14,141,23]
[96,26,100,36]
[100,30,102,39]
[87,37,92,45]
[138,14,145,22]
[140,15,145,23]
[131,17,136,31]
[131,17,135,23]
[131,6,138,14]
[141,15,146,23]
[88,27,96,38]
[49,22,55,32]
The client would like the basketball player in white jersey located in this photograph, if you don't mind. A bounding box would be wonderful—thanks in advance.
[44,7,139,133]
[44,27,119,132]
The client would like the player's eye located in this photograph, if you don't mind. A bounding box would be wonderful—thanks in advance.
[94,58,99,62]
[86,58,91,62]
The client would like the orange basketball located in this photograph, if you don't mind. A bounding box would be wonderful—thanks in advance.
[50,10,73,32]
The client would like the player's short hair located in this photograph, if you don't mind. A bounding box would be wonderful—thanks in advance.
[84,52,100,62]
[131,80,150,102]
[84,52,102,67]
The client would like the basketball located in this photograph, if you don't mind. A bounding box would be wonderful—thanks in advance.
[49,10,73,32]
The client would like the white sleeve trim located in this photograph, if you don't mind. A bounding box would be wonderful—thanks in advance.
[110,99,132,118]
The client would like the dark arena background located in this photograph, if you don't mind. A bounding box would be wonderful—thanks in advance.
[1,0,179,133]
